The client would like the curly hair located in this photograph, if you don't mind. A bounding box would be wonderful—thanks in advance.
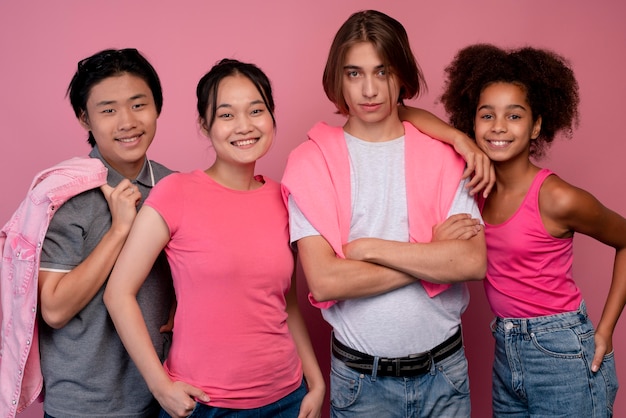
[440,44,579,158]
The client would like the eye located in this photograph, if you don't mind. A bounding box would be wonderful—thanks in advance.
[251,108,265,116]
[509,114,521,120]
[479,114,493,120]
[100,109,114,114]
[218,112,233,119]
[346,70,359,78]
[132,103,146,110]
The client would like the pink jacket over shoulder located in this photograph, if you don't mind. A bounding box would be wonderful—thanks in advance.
[0,157,107,417]
[281,121,465,308]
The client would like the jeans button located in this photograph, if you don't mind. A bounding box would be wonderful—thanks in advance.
[505,322,514,330]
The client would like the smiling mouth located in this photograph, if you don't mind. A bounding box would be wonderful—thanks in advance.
[231,138,258,147]
[487,140,512,147]
[117,134,142,143]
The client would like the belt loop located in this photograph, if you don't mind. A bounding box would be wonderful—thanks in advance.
[521,319,528,336]
[579,300,587,318]
[371,356,379,381]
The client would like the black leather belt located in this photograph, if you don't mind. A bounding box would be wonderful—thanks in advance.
[331,327,463,377]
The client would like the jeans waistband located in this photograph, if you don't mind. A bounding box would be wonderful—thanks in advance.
[493,300,588,334]
[331,327,463,377]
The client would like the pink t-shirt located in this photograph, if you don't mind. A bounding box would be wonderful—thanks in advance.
[483,169,582,318]
[145,170,302,408]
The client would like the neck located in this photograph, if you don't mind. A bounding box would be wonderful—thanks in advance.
[343,111,404,142]
[205,161,260,191]
[493,158,540,192]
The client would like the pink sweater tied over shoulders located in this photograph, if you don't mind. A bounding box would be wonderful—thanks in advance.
[282,121,465,309]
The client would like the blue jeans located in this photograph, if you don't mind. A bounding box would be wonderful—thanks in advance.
[491,301,619,417]
[329,346,470,417]
[158,379,306,418]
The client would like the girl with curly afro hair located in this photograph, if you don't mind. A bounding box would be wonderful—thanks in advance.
[438,43,624,417]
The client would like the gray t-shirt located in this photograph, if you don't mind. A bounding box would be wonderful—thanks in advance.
[289,132,481,357]
[39,146,174,418]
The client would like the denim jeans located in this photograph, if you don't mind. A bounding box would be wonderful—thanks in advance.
[158,379,306,418]
[329,346,470,417]
[491,301,618,417]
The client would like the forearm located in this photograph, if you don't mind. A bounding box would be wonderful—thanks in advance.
[285,287,325,392]
[38,227,130,328]
[345,234,486,284]
[297,236,416,302]
[595,249,626,345]
[398,105,466,146]
[105,291,171,394]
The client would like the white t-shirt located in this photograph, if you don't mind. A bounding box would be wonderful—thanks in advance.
[288,132,481,356]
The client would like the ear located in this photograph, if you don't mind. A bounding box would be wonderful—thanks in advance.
[78,111,91,131]
[531,116,542,139]
[199,118,210,137]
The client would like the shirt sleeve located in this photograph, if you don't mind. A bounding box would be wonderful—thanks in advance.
[446,178,483,222]
[287,194,320,244]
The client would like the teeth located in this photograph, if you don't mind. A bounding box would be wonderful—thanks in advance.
[118,136,138,143]
[490,140,509,146]
[233,139,256,146]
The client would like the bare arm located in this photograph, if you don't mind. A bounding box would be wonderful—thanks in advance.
[343,228,486,284]
[285,261,324,418]
[38,180,140,329]
[542,176,626,372]
[296,235,417,302]
[103,206,209,418]
[398,105,495,197]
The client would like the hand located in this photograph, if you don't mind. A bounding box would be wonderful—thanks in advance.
[154,380,210,418]
[591,329,613,373]
[452,135,495,198]
[297,385,324,418]
[160,297,177,333]
[100,179,142,234]
[342,238,375,261]
[432,214,482,242]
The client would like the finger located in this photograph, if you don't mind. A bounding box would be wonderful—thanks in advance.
[100,184,114,200]
[482,165,497,198]
[591,347,605,373]
[461,157,475,180]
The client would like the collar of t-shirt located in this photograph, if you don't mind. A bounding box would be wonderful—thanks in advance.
[89,145,155,188]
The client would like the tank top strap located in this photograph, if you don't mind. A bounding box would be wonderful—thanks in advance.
[527,168,554,204]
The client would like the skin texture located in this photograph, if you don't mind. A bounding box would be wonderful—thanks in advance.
[104,73,324,418]
[475,82,626,373]
[38,73,155,329]
[297,41,486,304]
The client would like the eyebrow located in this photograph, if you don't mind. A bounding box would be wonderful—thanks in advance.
[216,99,265,109]
[343,64,385,71]
[477,103,528,112]
[94,93,148,107]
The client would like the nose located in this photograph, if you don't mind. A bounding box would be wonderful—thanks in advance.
[362,75,378,98]
[235,114,253,134]
[491,116,507,133]
[117,107,137,131]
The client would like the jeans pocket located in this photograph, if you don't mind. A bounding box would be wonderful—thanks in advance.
[600,352,619,414]
[436,348,470,395]
[530,328,583,358]
[330,357,362,409]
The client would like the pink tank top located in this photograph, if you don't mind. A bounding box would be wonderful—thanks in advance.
[483,169,582,318]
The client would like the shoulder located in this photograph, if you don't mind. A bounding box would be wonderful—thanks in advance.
[148,159,175,179]
[540,173,598,222]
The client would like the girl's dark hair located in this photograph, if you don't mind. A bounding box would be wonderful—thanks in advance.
[323,9,427,115]
[196,59,276,130]
[67,48,163,147]
[440,43,579,158]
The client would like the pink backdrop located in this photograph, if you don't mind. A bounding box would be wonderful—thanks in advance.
[1,1,625,416]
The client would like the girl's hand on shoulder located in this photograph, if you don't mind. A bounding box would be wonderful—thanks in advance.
[154,380,210,418]
[297,384,325,418]
[452,134,495,198]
